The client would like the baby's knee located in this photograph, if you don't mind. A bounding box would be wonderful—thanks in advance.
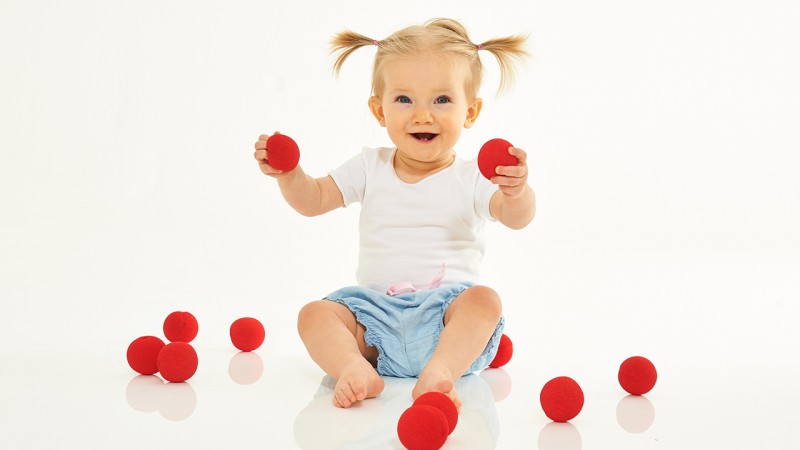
[297,300,327,331]
[463,285,503,319]
[297,300,356,332]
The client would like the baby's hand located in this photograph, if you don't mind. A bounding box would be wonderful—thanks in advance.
[491,146,529,198]
[253,132,286,177]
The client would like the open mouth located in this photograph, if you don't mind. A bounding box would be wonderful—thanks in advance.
[411,133,439,142]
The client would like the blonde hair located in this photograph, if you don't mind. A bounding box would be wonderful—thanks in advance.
[331,18,529,99]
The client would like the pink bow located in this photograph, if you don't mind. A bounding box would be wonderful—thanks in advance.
[386,263,446,296]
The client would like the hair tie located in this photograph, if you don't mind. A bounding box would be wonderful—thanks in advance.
[373,39,380,46]
[476,43,483,51]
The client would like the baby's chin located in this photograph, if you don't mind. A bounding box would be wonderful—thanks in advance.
[396,147,456,163]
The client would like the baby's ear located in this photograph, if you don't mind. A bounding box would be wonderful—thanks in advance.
[464,97,483,128]
[368,96,386,127]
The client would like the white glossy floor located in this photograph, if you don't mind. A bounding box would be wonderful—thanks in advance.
[1,255,798,449]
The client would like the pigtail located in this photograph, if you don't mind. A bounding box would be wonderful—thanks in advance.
[331,30,377,76]
[477,34,530,94]
[329,19,529,98]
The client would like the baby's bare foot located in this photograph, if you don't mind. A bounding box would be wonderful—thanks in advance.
[333,355,385,408]
[413,361,462,411]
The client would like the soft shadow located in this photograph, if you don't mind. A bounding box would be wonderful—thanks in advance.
[538,422,582,450]
[293,374,500,449]
[125,375,197,421]
[449,374,501,449]
[228,351,264,385]
[616,395,655,433]
[293,375,387,449]
[479,368,512,402]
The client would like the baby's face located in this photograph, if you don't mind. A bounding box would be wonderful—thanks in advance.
[370,53,481,162]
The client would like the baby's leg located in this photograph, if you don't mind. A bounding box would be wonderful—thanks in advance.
[297,300,384,408]
[414,285,502,410]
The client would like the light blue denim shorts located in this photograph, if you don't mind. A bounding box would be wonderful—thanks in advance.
[324,282,505,378]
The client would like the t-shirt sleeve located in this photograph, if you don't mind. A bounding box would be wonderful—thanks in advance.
[474,166,497,222]
[328,151,367,207]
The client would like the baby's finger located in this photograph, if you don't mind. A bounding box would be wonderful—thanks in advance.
[256,131,280,150]
[498,184,524,197]
[259,162,283,176]
[491,175,524,187]
[508,147,527,165]
[495,164,527,178]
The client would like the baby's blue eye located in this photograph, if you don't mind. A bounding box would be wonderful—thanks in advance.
[435,96,451,104]
[396,95,411,103]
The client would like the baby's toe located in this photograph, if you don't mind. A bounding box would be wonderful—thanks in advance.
[354,385,368,401]
[334,388,352,408]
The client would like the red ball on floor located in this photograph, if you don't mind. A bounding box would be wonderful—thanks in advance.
[477,138,518,180]
[618,356,657,395]
[266,133,300,172]
[488,334,513,368]
[163,311,198,343]
[157,342,198,383]
[397,405,449,450]
[126,336,165,375]
[413,392,458,435]
[540,376,584,422]
[230,317,265,352]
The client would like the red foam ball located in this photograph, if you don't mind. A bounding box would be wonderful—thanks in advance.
[477,138,518,180]
[540,376,584,422]
[163,311,198,343]
[126,336,165,375]
[488,334,513,368]
[413,392,458,435]
[266,133,300,172]
[230,317,265,352]
[618,356,657,395]
[157,342,198,383]
[397,405,449,450]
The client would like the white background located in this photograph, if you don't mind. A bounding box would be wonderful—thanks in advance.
[1,0,799,448]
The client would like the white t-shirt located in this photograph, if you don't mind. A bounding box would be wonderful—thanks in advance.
[329,147,497,292]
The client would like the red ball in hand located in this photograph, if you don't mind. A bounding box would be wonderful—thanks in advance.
[618,356,657,395]
[488,334,513,368]
[413,392,458,435]
[266,133,300,172]
[157,342,198,383]
[397,405,449,450]
[230,317,265,352]
[477,138,518,180]
[127,336,165,375]
[540,376,584,422]
[163,311,198,343]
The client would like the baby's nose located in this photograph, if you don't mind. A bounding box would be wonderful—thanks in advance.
[412,106,434,124]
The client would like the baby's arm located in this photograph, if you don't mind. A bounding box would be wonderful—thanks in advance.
[254,133,344,217]
[488,146,536,230]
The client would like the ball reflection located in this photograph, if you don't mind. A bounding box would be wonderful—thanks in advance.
[616,395,655,433]
[228,351,264,385]
[538,422,582,450]
[125,375,164,413]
